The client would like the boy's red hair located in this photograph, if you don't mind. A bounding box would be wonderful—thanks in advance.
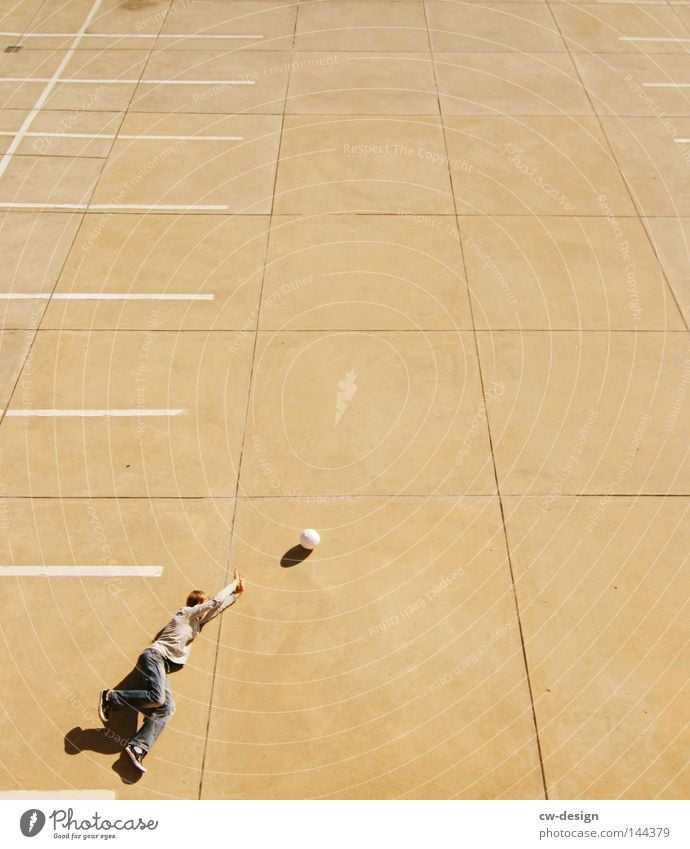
[186,590,209,607]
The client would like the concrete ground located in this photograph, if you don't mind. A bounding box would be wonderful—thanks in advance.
[0,0,688,800]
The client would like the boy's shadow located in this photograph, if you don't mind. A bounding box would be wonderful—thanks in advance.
[64,669,144,784]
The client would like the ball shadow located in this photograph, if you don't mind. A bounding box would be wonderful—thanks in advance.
[280,544,313,568]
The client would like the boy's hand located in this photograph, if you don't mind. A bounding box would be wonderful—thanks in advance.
[234,569,245,593]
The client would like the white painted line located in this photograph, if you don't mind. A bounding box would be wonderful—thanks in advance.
[0,31,263,40]
[643,83,690,88]
[0,0,105,181]
[0,131,243,141]
[0,293,214,301]
[619,36,690,42]
[6,409,185,417]
[0,203,230,210]
[0,565,163,577]
[158,33,264,40]
[0,791,117,799]
[0,77,255,86]
[118,134,243,141]
[674,138,690,143]
[90,204,230,210]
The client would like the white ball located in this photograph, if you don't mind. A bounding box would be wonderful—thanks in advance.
[300,529,320,549]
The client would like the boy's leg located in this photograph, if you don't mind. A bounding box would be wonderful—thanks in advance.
[107,648,167,712]
[129,684,176,755]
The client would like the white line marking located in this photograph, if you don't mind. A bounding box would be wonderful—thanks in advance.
[6,409,185,417]
[674,138,690,143]
[0,0,105,181]
[0,203,230,210]
[0,31,263,40]
[117,134,242,141]
[0,77,255,85]
[91,204,230,210]
[0,791,117,799]
[0,132,243,141]
[0,293,214,300]
[158,33,263,40]
[643,82,690,88]
[0,565,163,577]
[619,36,690,42]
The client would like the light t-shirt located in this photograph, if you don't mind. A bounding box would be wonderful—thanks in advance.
[149,579,239,665]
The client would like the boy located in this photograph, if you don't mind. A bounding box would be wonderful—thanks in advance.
[98,571,244,773]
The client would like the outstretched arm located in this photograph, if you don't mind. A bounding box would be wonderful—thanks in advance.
[193,570,245,625]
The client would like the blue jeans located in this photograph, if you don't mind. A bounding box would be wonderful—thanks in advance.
[108,648,176,753]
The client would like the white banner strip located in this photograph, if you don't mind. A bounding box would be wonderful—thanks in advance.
[0,801,687,848]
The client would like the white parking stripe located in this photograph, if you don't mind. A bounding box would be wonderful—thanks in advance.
[0,77,255,85]
[620,36,690,42]
[0,0,105,181]
[6,409,186,417]
[0,31,263,40]
[0,566,163,577]
[0,293,214,301]
[0,203,230,210]
[0,132,243,141]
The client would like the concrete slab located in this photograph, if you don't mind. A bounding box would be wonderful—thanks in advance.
[644,217,690,324]
[200,496,543,799]
[504,496,690,799]
[161,0,297,51]
[132,50,291,115]
[287,53,439,115]
[0,330,255,497]
[435,53,592,117]
[0,155,103,206]
[260,213,471,330]
[602,116,690,216]
[551,4,690,54]
[240,330,496,496]
[15,111,123,159]
[91,113,281,213]
[0,330,34,410]
[0,212,82,329]
[275,116,454,213]
[0,497,234,798]
[477,331,690,495]
[572,53,690,117]
[444,116,636,215]
[460,215,684,329]
[426,2,565,53]
[47,214,270,330]
[295,2,429,52]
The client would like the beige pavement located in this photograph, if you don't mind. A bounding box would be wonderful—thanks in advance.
[0,0,688,801]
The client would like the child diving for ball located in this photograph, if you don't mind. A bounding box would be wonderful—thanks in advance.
[98,570,244,773]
